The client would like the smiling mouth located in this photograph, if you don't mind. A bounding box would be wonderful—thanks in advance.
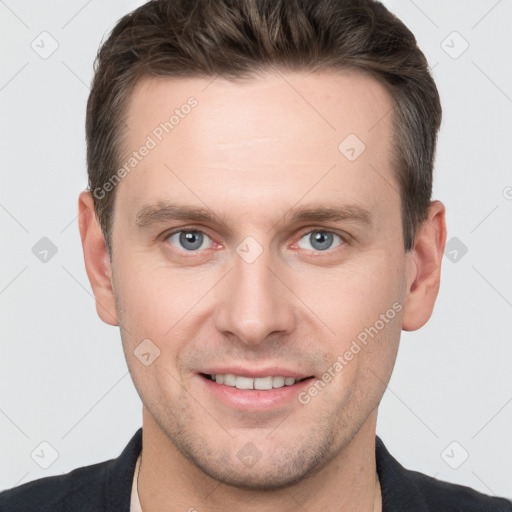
[200,373,314,390]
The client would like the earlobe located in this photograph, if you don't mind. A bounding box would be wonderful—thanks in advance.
[78,190,119,326]
[402,200,447,332]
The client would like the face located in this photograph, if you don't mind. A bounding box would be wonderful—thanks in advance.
[105,70,412,489]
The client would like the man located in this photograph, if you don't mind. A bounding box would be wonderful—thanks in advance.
[1,0,511,510]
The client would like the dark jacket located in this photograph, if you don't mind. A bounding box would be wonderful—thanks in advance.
[1,428,511,511]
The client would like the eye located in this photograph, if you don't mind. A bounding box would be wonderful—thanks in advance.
[296,230,344,252]
[166,230,213,252]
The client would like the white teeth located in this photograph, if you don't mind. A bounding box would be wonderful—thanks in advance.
[222,374,236,386]
[235,376,254,390]
[212,374,303,389]
[272,376,285,388]
[254,376,273,390]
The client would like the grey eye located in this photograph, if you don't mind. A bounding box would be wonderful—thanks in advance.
[296,231,343,252]
[167,231,210,251]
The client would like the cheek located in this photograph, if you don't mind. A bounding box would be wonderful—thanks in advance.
[114,261,193,400]
[295,250,405,337]
[303,255,404,410]
[113,256,222,359]
[115,258,184,327]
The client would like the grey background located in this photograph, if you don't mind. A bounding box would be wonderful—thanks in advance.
[1,0,511,499]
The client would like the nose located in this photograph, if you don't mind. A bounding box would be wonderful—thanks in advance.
[213,244,297,347]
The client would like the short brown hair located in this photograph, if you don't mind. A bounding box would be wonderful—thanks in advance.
[86,0,442,254]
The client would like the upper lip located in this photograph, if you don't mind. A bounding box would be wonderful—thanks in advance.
[198,367,313,379]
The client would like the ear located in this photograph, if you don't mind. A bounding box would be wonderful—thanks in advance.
[402,200,447,331]
[78,190,119,326]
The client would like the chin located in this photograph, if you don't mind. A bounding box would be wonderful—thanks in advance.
[192,457,316,491]
[176,432,337,491]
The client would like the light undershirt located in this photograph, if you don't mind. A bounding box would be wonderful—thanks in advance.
[130,454,143,512]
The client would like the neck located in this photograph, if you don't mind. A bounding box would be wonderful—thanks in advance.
[138,408,381,512]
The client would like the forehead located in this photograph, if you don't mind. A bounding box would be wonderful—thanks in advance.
[124,68,394,154]
[115,69,397,228]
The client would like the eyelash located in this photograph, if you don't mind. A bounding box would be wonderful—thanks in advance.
[162,227,349,256]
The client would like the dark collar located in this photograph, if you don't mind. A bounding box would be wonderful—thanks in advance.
[2,427,509,510]
[375,435,429,510]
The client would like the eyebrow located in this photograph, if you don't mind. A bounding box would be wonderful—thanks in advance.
[135,202,229,228]
[134,201,373,229]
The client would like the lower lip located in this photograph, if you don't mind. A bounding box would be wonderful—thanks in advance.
[199,374,315,412]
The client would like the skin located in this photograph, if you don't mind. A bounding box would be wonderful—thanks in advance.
[78,69,446,512]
